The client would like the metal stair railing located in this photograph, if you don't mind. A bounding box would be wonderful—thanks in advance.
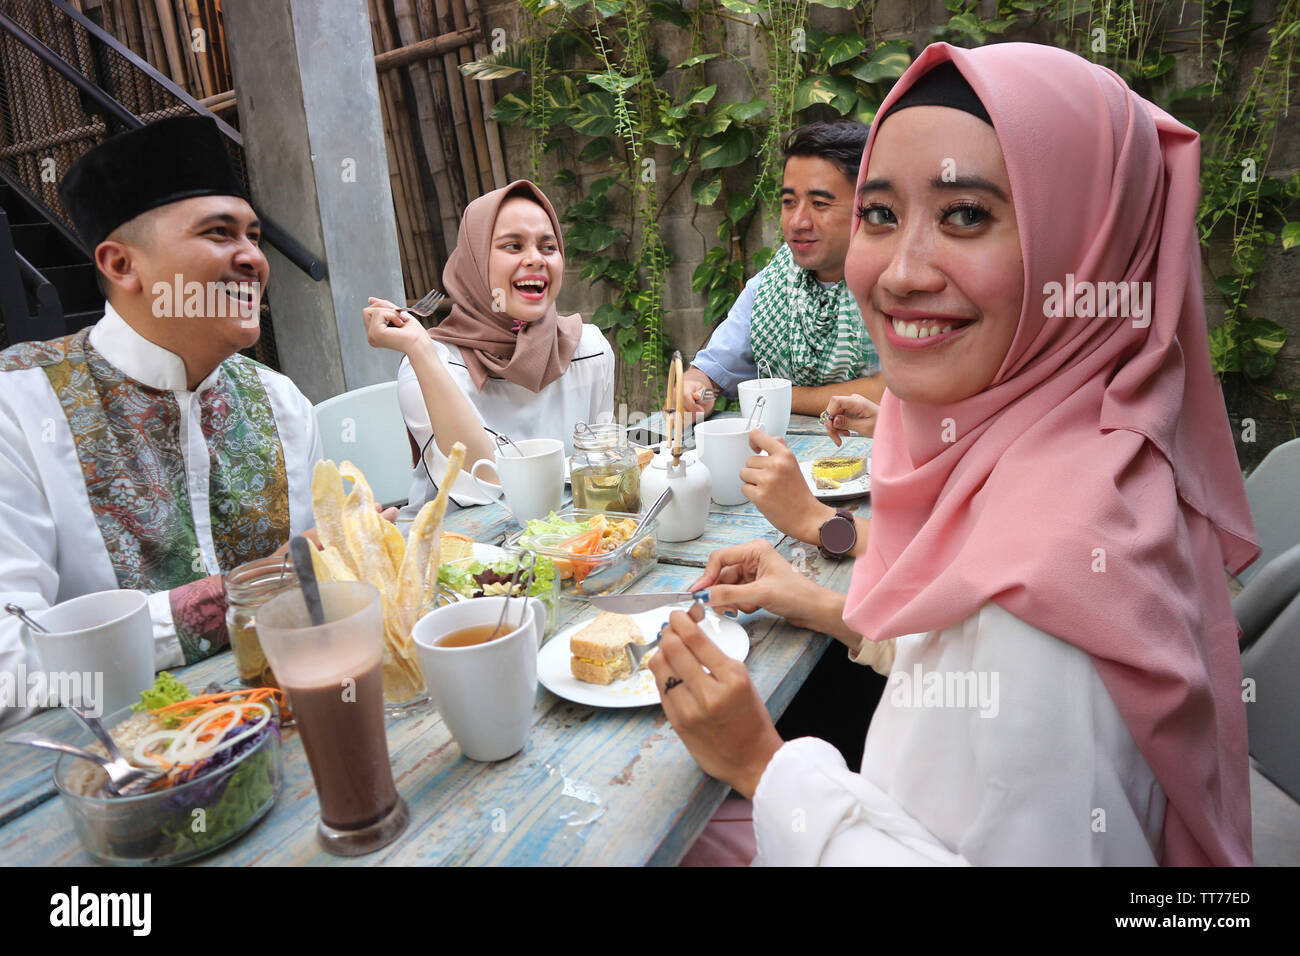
[0,0,324,360]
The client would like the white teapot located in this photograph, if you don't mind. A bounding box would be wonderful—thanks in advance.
[641,450,711,542]
[645,351,713,542]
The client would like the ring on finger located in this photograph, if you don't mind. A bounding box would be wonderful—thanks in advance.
[663,676,683,693]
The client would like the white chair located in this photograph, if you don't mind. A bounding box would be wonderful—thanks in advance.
[313,381,412,508]
[1237,436,1300,586]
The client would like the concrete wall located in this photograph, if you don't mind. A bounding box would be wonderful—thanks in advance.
[224,0,405,403]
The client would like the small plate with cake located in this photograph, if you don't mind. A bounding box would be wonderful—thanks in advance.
[537,608,750,708]
[801,454,871,502]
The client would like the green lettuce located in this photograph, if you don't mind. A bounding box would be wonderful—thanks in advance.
[518,512,590,548]
[438,555,557,606]
[131,671,192,713]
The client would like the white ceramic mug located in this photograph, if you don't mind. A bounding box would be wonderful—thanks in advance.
[692,418,753,506]
[411,595,544,762]
[738,378,792,439]
[470,438,564,524]
[26,589,153,717]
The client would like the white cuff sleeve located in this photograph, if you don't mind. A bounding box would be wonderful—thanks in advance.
[753,737,970,866]
[147,589,184,671]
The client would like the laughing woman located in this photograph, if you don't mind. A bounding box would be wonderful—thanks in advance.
[364,181,614,510]
[652,43,1258,866]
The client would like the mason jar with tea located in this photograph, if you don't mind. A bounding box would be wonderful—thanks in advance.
[570,422,641,514]
[225,554,298,689]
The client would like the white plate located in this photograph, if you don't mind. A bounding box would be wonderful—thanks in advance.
[538,606,750,708]
[800,459,870,502]
[442,541,507,566]
[472,542,506,564]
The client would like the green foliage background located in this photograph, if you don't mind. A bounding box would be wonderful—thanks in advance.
[464,0,1298,424]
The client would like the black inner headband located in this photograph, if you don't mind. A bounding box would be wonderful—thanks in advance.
[880,60,993,127]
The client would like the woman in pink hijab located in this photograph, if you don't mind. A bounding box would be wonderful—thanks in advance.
[364,181,614,509]
[652,42,1257,866]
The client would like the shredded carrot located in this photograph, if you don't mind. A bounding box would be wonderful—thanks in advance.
[150,689,283,729]
[558,529,604,583]
[150,687,282,715]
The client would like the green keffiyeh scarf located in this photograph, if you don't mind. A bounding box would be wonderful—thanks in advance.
[749,243,877,387]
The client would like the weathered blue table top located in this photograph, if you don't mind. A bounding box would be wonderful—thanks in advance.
[0,432,872,866]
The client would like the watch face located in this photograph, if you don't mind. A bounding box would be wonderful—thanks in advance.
[821,515,856,555]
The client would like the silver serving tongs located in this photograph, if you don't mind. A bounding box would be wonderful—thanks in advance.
[744,394,767,432]
[4,603,47,632]
[492,550,539,638]
[494,432,527,459]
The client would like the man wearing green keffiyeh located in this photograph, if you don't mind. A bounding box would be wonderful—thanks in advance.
[684,122,884,419]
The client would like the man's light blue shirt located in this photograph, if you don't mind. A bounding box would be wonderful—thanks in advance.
[691,270,762,396]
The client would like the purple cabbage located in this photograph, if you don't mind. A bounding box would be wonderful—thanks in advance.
[161,718,278,810]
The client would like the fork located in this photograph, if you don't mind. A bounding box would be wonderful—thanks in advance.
[402,288,446,323]
[626,597,707,669]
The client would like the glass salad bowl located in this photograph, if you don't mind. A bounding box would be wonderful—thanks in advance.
[53,705,283,866]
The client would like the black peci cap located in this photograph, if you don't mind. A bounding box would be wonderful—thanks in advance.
[58,115,248,249]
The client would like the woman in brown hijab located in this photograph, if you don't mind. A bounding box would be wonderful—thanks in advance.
[364,181,615,509]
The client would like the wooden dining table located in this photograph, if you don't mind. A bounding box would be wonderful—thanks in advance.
[0,415,872,866]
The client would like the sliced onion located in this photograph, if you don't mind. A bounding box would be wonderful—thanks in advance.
[130,702,271,767]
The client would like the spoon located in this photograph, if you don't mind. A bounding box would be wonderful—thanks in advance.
[639,485,675,529]
[4,603,47,633]
[624,486,673,550]
[4,732,162,796]
[290,535,326,627]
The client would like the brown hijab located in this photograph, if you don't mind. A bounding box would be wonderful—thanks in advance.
[431,180,583,391]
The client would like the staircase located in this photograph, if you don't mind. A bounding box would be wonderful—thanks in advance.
[0,0,322,361]
[0,179,98,344]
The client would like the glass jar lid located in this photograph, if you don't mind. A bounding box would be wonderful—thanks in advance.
[225,554,298,608]
[572,421,626,451]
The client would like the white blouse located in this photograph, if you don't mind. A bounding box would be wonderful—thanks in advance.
[397,324,615,513]
[753,603,1166,865]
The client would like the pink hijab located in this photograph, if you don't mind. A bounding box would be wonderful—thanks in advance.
[843,43,1259,865]
[432,180,583,391]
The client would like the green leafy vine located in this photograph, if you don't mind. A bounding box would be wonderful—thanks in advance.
[465,0,1297,421]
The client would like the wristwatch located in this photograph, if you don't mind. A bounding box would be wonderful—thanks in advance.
[818,509,857,560]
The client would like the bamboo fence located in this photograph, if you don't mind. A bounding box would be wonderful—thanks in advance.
[5,0,509,302]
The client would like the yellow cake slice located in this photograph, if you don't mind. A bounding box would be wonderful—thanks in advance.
[812,456,865,483]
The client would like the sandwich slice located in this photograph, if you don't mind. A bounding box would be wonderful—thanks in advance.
[570,611,646,685]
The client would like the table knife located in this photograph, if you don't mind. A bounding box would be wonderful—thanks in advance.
[586,589,710,614]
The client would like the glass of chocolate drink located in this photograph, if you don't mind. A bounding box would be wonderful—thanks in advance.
[256,581,409,856]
